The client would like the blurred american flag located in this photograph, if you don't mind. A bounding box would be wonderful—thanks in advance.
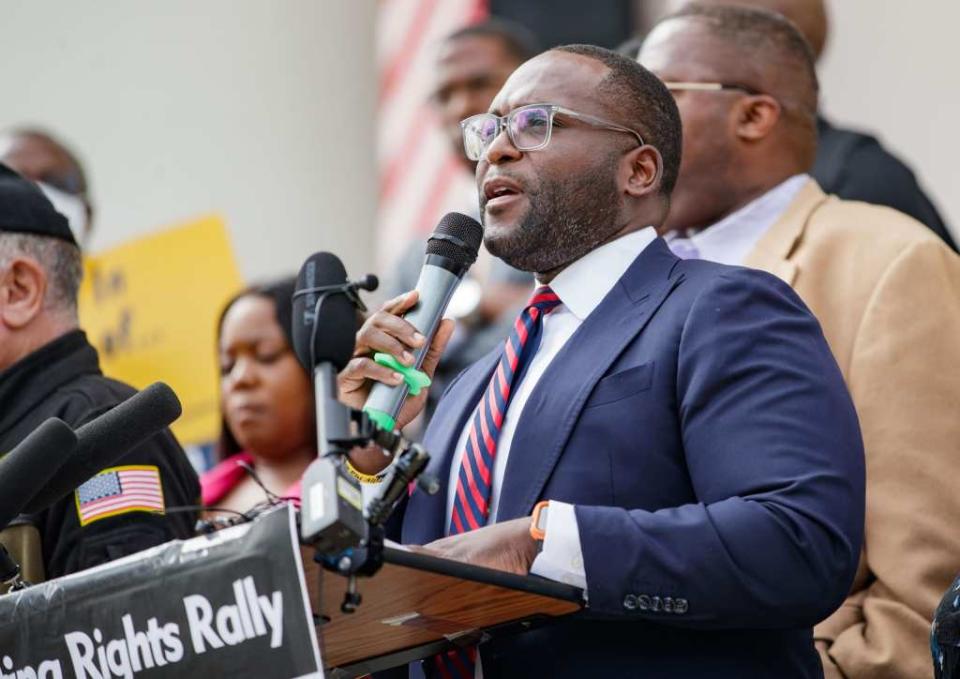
[376,0,488,271]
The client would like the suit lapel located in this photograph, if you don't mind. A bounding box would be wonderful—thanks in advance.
[496,238,685,520]
[743,179,830,286]
[402,349,499,544]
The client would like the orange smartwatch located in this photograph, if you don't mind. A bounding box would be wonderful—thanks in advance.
[530,500,550,542]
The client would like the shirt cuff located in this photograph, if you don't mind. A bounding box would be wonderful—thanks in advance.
[529,501,588,595]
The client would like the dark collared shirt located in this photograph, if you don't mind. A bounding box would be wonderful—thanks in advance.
[814,116,957,252]
[0,330,199,578]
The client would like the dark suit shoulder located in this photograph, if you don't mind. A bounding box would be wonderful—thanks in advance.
[672,258,806,309]
[642,260,820,355]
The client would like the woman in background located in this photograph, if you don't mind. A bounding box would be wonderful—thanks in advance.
[202,278,315,513]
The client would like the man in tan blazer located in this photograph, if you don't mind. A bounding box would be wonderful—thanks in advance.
[641,6,960,678]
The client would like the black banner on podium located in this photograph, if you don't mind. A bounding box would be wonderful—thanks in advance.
[0,505,322,678]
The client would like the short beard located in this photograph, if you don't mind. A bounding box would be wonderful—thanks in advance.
[482,156,623,275]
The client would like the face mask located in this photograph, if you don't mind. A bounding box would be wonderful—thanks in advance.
[37,181,89,250]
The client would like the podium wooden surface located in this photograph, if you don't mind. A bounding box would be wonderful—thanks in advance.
[302,545,582,674]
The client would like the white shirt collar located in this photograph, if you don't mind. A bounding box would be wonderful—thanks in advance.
[666,174,808,266]
[546,226,658,321]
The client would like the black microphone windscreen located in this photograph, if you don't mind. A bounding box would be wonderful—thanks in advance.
[358,274,379,292]
[22,382,182,514]
[425,212,483,265]
[292,251,357,372]
[0,418,77,529]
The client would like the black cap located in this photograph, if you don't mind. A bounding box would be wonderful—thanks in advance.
[0,162,77,246]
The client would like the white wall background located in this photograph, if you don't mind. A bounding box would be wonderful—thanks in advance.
[0,0,378,282]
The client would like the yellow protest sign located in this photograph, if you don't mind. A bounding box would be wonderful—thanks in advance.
[78,215,243,445]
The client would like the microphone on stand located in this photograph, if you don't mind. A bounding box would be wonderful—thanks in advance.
[0,418,77,531]
[293,252,373,552]
[0,384,179,589]
[291,251,443,592]
[22,382,182,514]
[292,252,362,457]
[0,418,77,589]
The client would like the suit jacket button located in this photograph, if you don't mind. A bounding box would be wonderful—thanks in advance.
[651,596,662,612]
[663,596,674,613]
[674,598,688,614]
[623,594,638,611]
[637,594,652,611]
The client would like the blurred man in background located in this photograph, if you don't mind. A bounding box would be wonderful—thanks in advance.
[0,128,94,249]
[640,6,960,677]
[385,19,540,425]
[662,0,957,251]
[0,164,198,581]
[430,19,542,167]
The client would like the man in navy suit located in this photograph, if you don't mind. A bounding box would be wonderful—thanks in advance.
[341,44,865,678]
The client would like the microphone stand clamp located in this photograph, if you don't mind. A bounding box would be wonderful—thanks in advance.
[302,402,436,614]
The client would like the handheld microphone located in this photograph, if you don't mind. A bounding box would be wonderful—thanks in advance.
[363,212,482,431]
[22,382,182,514]
[293,252,369,552]
[0,418,77,530]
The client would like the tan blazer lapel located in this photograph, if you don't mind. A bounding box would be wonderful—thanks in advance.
[744,179,830,286]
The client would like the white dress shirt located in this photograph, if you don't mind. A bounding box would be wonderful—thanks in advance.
[442,227,658,593]
[664,174,808,264]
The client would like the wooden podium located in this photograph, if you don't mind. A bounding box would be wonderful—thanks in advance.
[302,545,583,678]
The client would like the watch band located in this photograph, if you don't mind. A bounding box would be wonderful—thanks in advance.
[530,500,550,541]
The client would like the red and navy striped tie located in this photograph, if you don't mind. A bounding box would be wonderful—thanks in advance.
[430,285,562,679]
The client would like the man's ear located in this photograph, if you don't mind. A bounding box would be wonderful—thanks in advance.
[0,258,47,329]
[623,144,664,199]
[734,94,781,142]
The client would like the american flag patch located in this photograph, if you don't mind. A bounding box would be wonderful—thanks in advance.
[75,465,165,526]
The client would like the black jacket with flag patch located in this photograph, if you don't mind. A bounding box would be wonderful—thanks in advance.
[0,330,199,579]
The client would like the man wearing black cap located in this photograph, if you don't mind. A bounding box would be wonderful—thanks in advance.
[0,163,199,581]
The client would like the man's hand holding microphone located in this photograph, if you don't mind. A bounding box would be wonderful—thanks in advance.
[339,289,455,475]
[333,213,540,576]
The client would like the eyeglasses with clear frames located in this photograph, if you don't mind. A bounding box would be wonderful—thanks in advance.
[460,103,645,162]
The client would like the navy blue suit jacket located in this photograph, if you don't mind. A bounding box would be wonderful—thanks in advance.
[401,238,865,678]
